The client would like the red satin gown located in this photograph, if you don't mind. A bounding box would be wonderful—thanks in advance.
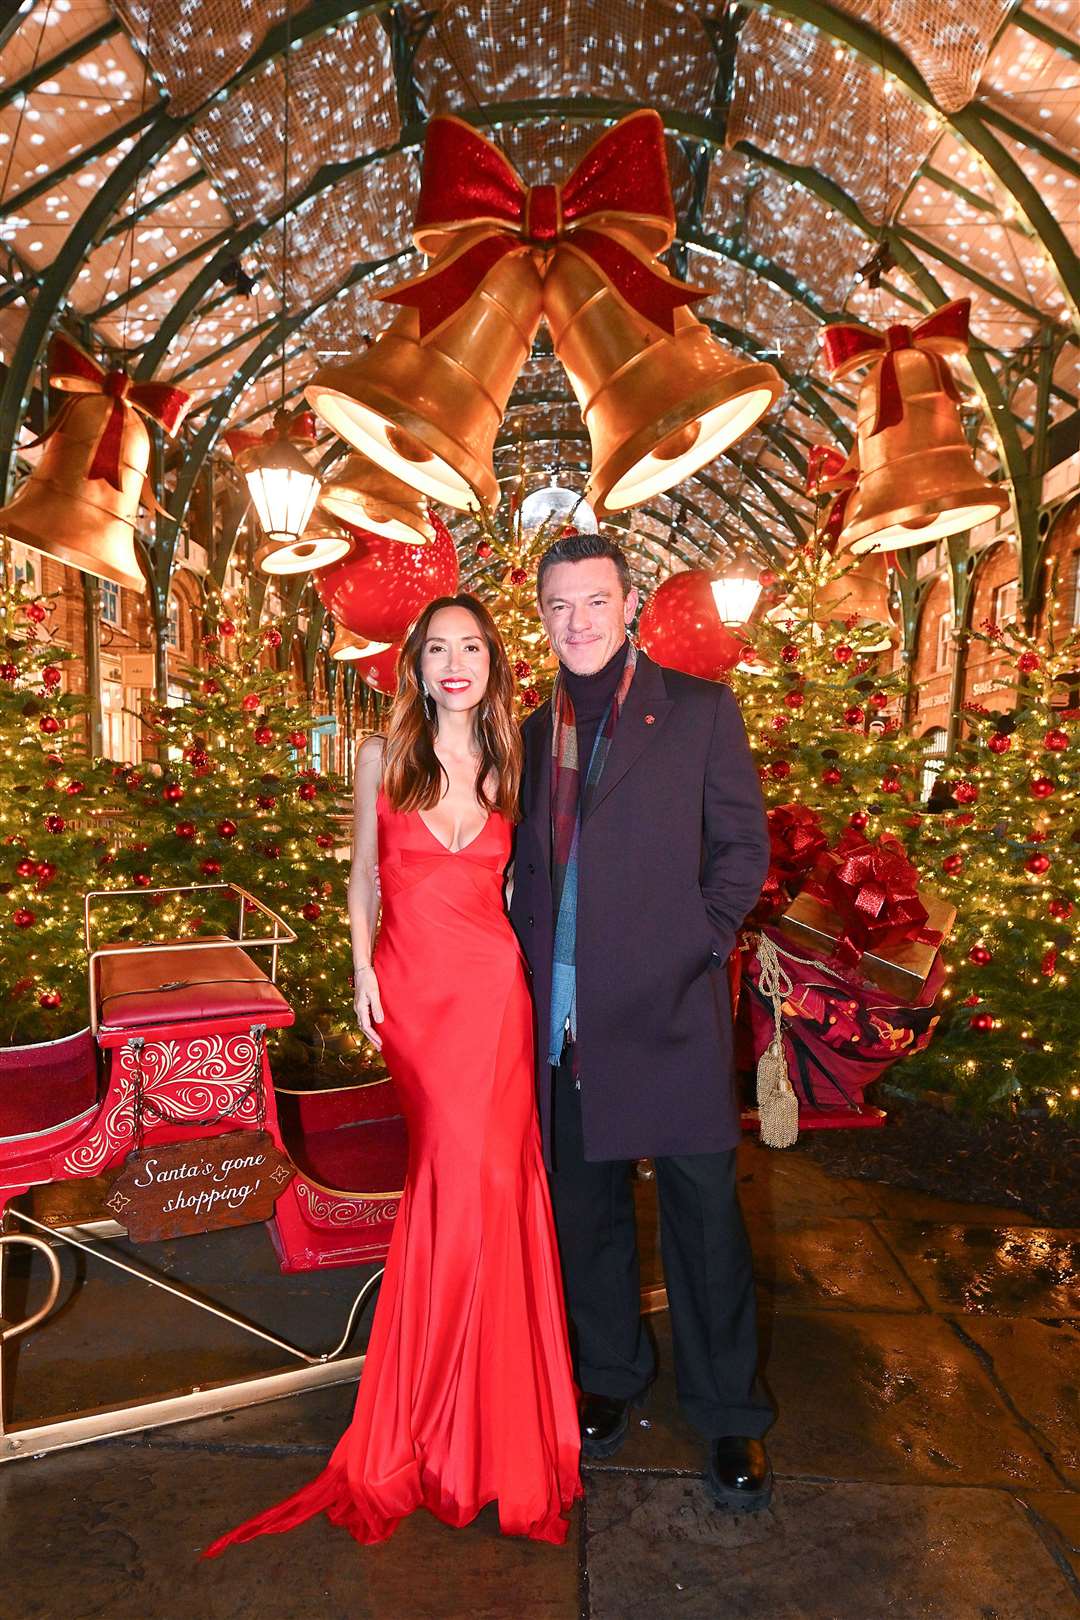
[206,793,582,1553]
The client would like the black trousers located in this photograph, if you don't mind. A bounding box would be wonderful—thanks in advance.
[549,1053,774,1440]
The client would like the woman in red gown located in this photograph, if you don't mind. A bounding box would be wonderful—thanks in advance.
[206,596,581,1554]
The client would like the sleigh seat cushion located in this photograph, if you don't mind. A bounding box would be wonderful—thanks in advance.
[95,941,292,1039]
[0,1029,99,1141]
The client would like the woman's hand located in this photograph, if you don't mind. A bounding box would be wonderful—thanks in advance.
[354,965,384,1051]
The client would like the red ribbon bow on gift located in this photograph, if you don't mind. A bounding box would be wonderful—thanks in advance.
[224,410,318,463]
[807,828,942,973]
[47,335,192,490]
[767,803,829,884]
[820,298,970,438]
[380,110,707,340]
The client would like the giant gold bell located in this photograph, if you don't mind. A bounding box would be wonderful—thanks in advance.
[843,347,1008,553]
[255,503,353,577]
[306,233,543,511]
[0,394,148,590]
[819,541,897,652]
[320,451,434,543]
[543,239,783,515]
[329,622,390,660]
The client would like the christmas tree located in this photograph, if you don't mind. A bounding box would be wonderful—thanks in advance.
[112,586,356,1069]
[899,592,1080,1117]
[0,567,123,1042]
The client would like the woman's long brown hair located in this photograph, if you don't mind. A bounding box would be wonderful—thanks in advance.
[382,594,523,820]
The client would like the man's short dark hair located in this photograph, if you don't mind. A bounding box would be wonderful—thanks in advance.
[536,531,632,601]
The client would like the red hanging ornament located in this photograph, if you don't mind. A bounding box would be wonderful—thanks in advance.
[220,620,237,638]
[301,901,322,921]
[849,810,869,830]
[968,944,992,966]
[475,539,493,559]
[522,687,541,709]
[783,689,804,709]
[39,714,61,735]
[637,571,746,680]
[1040,946,1058,977]
[0,662,18,682]
[843,705,865,727]
[987,732,1011,754]
[314,514,458,642]
[780,644,800,664]
[41,665,61,688]
[1017,651,1039,674]
[162,783,184,803]
[24,602,46,624]
[257,794,278,810]
[202,678,221,696]
[15,858,35,878]
[263,843,281,860]
[880,773,901,793]
[201,857,222,876]
[44,814,65,833]
[35,861,56,884]
[821,766,843,787]
[217,818,238,839]
[253,724,274,746]
[833,645,853,664]
[942,852,964,874]
[1048,895,1073,920]
[38,989,62,1010]
[287,730,308,749]
[176,821,196,839]
[969,1012,994,1032]
[868,690,888,710]
[264,627,283,649]
[769,760,791,780]
[241,693,261,713]
[1025,852,1051,875]
[13,908,35,927]
[316,833,335,850]
[952,781,979,804]
[1044,728,1069,752]
[133,872,152,888]
[64,780,84,796]
[1029,777,1055,799]
[509,566,529,585]
[298,782,318,802]
[513,659,532,680]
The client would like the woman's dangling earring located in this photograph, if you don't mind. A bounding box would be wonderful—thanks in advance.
[420,678,436,722]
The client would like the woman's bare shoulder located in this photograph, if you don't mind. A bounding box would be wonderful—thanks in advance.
[356,732,386,766]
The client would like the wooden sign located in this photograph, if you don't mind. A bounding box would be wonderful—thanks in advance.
[106,1131,295,1243]
[121,651,155,688]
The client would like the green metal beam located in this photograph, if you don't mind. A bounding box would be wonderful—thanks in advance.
[975,100,1080,185]
[1010,6,1080,67]
[0,17,120,112]
[0,104,161,220]
[101,167,210,243]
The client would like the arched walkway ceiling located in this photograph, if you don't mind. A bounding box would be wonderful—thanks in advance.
[2,1,1080,573]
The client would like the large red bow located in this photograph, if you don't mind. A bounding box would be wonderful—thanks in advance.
[381,110,707,340]
[820,298,970,438]
[805,443,854,495]
[224,410,318,463]
[806,828,942,974]
[47,335,192,490]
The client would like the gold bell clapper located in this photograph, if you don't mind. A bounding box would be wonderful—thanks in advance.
[822,299,1009,553]
[329,622,391,660]
[320,451,435,543]
[306,232,542,512]
[0,335,192,592]
[254,502,353,576]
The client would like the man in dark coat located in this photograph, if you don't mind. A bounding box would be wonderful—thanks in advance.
[510,531,775,1510]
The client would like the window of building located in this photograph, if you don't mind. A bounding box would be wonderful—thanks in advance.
[991,578,1018,628]
[921,728,949,803]
[100,579,120,626]
[8,540,36,589]
[935,614,952,671]
[164,596,180,648]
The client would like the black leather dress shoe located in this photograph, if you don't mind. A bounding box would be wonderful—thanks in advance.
[580,1392,636,1459]
[705,1436,773,1511]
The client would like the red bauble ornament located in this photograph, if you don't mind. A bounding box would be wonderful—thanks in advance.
[38,989,62,1010]
[780,643,800,664]
[1029,826,1047,842]
[201,858,222,876]
[1025,852,1051,874]
[969,1012,994,1032]
[1044,728,1069,752]
[1029,776,1055,799]
[313,514,458,642]
[770,760,791,780]
[35,860,56,884]
[15,857,35,879]
[44,814,65,833]
[64,779,84,796]
[522,687,541,709]
[942,852,964,874]
[41,665,61,688]
[758,569,777,589]
[217,818,238,839]
[881,774,901,794]
[868,690,888,710]
[1041,946,1058,977]
[356,641,402,696]
[253,724,274,746]
[1048,896,1073,920]
[301,901,322,922]
[968,945,992,966]
[133,872,152,888]
[264,627,283,649]
[162,783,184,803]
[475,540,493,560]
[241,693,260,713]
[843,705,865,727]
[202,679,221,696]
[509,566,529,586]
[952,781,979,804]
[637,571,746,681]
[316,833,335,849]
[220,619,236,638]
[13,908,35,928]
[821,766,843,787]
[287,730,308,749]
[849,811,869,830]
[38,714,60,735]
[833,645,853,664]
[257,794,277,810]
[0,662,18,682]
[513,660,532,680]
[263,843,281,860]
[24,601,46,623]
[987,732,1011,754]
[45,752,63,769]
[1017,651,1039,674]
[783,689,804,709]
[176,821,196,839]
[298,782,318,802]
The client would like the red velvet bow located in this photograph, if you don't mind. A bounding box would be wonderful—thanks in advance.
[381,110,707,340]
[805,444,853,495]
[767,803,829,884]
[806,828,941,973]
[224,411,318,463]
[47,335,192,490]
[820,298,970,438]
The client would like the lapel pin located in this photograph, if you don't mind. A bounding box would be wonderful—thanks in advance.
[644,713,655,724]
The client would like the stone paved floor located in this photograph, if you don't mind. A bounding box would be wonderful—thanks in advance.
[1,1140,1077,1620]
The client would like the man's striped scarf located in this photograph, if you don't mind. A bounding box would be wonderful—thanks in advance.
[548,640,638,1069]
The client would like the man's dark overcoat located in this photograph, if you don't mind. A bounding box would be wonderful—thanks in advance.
[509,650,769,1164]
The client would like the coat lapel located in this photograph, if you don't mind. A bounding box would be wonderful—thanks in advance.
[584,652,673,822]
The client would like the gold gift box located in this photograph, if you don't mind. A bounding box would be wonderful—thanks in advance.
[779,887,956,1000]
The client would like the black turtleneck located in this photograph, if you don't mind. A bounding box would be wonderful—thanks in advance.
[563,638,630,786]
